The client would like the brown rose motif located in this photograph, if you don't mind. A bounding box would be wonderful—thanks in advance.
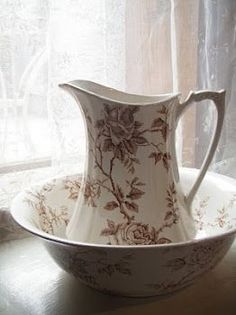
[96,105,148,167]
[101,219,172,245]
[121,222,157,245]
[164,240,225,273]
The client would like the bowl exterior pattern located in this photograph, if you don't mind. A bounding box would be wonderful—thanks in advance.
[44,235,234,297]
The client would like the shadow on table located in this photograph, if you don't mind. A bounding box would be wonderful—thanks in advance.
[54,271,174,315]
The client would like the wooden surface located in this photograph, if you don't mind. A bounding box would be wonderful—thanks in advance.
[1,237,236,315]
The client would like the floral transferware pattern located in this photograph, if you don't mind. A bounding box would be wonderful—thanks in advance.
[60,83,225,245]
[193,194,236,232]
[13,170,236,296]
[146,238,230,295]
[45,231,233,296]
[23,173,236,239]
[99,182,179,245]
[46,243,133,288]
[24,180,69,236]
[74,102,181,245]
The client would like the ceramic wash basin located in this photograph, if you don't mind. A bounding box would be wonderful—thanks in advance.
[11,168,236,297]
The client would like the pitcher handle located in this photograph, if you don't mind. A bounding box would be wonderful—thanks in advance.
[175,90,225,208]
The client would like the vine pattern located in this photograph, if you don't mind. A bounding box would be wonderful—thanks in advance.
[147,239,226,294]
[24,182,69,235]
[193,194,236,231]
[55,248,133,287]
[78,103,180,245]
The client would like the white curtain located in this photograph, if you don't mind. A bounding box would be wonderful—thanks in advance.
[197,0,236,177]
[0,1,236,240]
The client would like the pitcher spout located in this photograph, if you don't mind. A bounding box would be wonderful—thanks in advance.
[59,80,103,96]
[59,80,122,104]
[58,80,91,101]
[59,80,180,106]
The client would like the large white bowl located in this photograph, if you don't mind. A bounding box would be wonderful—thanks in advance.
[11,168,236,297]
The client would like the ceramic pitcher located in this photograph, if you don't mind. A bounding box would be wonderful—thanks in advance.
[59,80,225,245]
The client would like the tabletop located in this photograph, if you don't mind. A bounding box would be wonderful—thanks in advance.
[1,237,236,315]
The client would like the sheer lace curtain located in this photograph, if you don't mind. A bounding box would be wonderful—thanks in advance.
[0,0,236,239]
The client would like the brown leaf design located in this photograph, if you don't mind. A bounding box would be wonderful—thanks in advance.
[130,177,145,187]
[103,138,113,152]
[124,158,130,167]
[166,258,186,271]
[164,210,173,221]
[135,181,145,186]
[131,157,140,164]
[134,121,143,128]
[166,196,173,202]
[101,220,114,236]
[64,179,81,200]
[100,228,114,236]
[129,166,135,174]
[95,119,105,128]
[98,264,115,276]
[169,182,176,194]
[125,201,139,212]
[100,219,118,236]
[111,125,126,138]
[115,264,132,275]
[149,152,162,165]
[161,125,168,141]
[163,155,169,170]
[116,185,124,200]
[151,117,165,128]
[104,105,118,120]
[162,153,171,170]
[115,146,125,161]
[131,106,139,114]
[107,219,116,229]
[104,201,119,210]
[124,140,138,155]
[131,177,139,185]
[120,107,135,125]
[157,105,168,115]
[157,237,172,244]
[133,136,148,145]
[149,152,156,159]
[97,186,101,198]
[127,187,145,200]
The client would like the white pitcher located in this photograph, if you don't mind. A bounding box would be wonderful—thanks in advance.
[59,80,225,245]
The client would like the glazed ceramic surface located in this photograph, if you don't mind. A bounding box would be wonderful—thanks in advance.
[59,80,225,244]
[11,168,236,297]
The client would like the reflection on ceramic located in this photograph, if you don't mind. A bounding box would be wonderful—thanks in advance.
[11,168,236,297]
[59,81,225,244]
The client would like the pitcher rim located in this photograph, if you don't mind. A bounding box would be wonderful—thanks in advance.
[59,79,181,106]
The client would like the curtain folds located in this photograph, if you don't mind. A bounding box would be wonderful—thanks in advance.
[197,0,236,176]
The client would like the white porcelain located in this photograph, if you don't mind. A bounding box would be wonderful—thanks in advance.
[59,80,225,244]
[11,168,236,297]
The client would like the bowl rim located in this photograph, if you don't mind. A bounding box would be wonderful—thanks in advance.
[10,211,236,250]
[10,168,236,250]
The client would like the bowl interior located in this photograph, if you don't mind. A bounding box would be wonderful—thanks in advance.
[11,168,236,244]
